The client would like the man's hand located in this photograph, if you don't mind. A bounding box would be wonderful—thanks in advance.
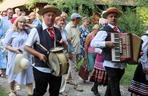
[38,53,47,63]
[59,39,67,48]
[25,45,48,63]
[14,48,22,54]
[105,41,115,48]
[67,53,73,60]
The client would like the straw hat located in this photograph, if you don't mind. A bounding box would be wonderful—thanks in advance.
[38,5,61,16]
[14,54,29,74]
[102,7,123,18]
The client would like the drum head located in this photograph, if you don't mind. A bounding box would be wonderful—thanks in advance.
[48,52,60,76]
[50,47,64,52]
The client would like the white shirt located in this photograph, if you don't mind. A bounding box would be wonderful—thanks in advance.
[140,35,148,68]
[25,22,52,73]
[90,24,126,69]
[140,34,148,80]
[65,21,81,54]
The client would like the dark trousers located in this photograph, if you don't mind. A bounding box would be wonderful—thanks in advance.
[105,67,125,96]
[33,67,62,96]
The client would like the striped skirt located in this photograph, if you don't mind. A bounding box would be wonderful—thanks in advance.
[128,64,148,96]
[90,68,107,85]
[89,54,107,85]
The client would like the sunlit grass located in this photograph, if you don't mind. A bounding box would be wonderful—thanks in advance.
[121,64,137,86]
[0,86,7,96]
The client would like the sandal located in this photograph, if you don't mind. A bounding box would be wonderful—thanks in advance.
[15,84,21,91]
[74,85,83,92]
[60,92,68,96]
[66,80,75,85]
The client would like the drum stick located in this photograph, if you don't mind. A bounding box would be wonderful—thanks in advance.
[36,42,49,53]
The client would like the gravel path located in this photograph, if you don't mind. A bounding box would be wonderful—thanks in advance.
[0,77,130,96]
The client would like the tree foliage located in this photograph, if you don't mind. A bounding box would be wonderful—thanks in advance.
[27,0,96,15]
[26,0,147,35]
[118,8,144,36]
[137,7,148,24]
[136,0,148,7]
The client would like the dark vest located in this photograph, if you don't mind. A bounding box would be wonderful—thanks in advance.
[101,25,121,61]
[34,25,62,68]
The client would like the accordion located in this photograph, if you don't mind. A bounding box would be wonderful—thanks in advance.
[111,32,142,64]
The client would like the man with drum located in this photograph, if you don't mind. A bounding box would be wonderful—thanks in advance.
[91,7,126,96]
[25,5,62,96]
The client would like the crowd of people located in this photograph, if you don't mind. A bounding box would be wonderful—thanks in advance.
[0,4,147,96]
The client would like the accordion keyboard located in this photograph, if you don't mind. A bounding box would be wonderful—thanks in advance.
[111,33,121,61]
[111,33,132,62]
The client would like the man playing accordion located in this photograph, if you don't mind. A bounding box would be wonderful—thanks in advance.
[91,7,126,96]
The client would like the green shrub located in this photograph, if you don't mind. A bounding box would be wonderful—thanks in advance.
[118,8,145,36]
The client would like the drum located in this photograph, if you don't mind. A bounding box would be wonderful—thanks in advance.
[48,47,69,76]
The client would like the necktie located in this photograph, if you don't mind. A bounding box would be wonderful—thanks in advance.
[113,25,119,32]
[48,27,55,40]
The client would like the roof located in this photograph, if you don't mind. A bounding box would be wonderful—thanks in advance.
[0,0,28,11]
[93,0,136,6]
[0,0,48,11]
[0,0,136,11]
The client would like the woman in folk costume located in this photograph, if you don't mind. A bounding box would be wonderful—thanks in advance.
[84,24,102,96]
[3,16,33,96]
[89,11,108,96]
[128,31,148,96]
[89,48,108,96]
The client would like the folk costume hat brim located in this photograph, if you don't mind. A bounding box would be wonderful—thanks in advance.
[102,7,123,18]
[38,5,61,16]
